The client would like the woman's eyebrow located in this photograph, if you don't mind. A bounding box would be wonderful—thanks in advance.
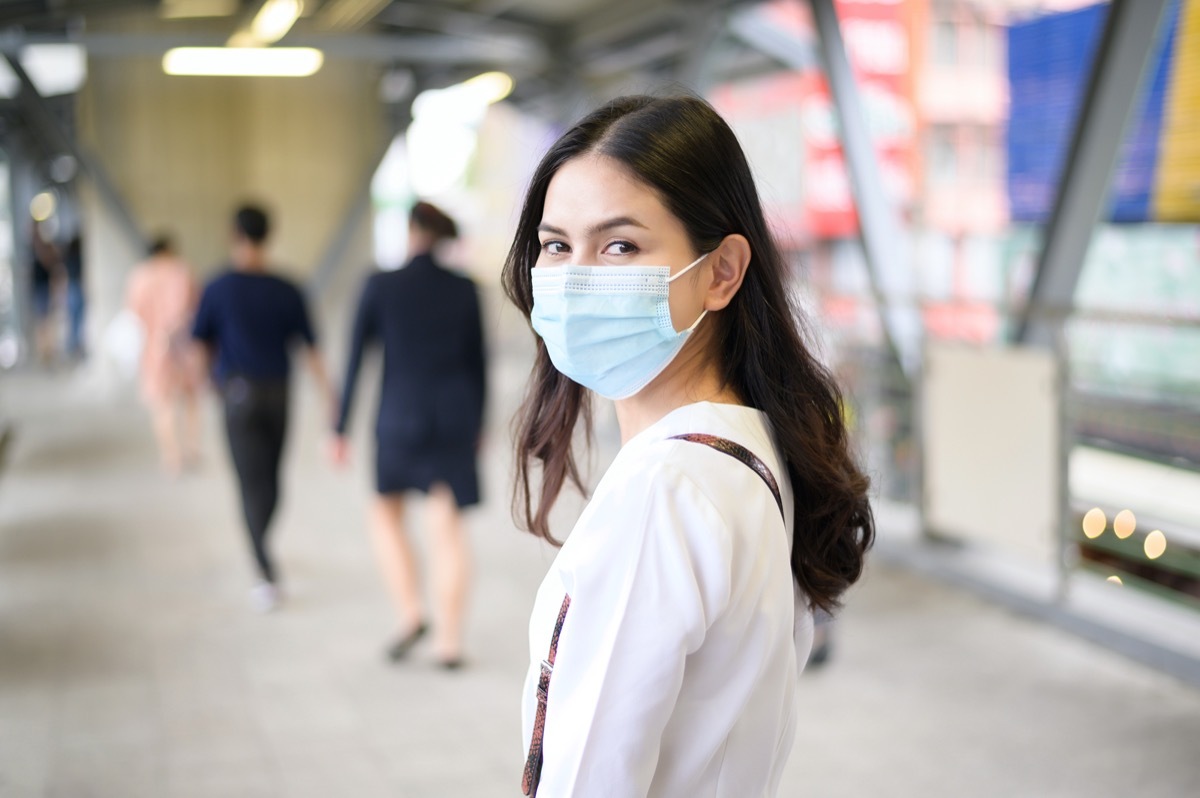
[537,217,648,237]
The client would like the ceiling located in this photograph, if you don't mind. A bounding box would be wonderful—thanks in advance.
[0,0,806,115]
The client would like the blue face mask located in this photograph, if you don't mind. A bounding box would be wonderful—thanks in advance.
[530,253,709,400]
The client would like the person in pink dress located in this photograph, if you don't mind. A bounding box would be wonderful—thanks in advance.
[125,235,203,474]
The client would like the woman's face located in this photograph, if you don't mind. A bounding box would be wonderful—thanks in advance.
[536,153,706,332]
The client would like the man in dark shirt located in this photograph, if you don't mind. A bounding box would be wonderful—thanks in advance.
[193,205,334,611]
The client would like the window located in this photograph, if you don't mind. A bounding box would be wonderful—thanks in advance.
[933,20,957,66]
[926,124,958,185]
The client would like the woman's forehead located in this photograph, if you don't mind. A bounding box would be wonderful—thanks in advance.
[542,154,669,226]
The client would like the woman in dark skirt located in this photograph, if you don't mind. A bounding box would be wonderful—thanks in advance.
[332,202,486,668]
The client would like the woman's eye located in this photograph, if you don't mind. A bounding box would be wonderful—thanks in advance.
[540,240,568,256]
[603,240,638,256]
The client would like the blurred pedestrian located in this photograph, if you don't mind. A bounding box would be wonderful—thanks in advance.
[64,234,87,360]
[332,201,486,668]
[192,206,335,612]
[125,235,202,474]
[29,223,61,366]
[504,96,874,796]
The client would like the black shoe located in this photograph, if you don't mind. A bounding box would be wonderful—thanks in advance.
[386,622,428,662]
[438,657,465,671]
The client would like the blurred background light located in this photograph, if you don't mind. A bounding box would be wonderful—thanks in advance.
[406,120,476,198]
[1113,509,1137,540]
[1082,507,1107,539]
[1144,530,1167,560]
[49,155,78,184]
[317,0,390,31]
[1106,575,1123,586]
[370,135,412,269]
[0,60,16,100]
[404,71,514,199]
[379,68,415,105]
[412,71,515,126]
[462,71,515,105]
[29,191,56,222]
[0,333,18,369]
[162,47,324,77]
[249,0,304,46]
[11,45,89,97]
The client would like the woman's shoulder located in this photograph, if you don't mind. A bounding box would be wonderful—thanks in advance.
[575,404,782,539]
[639,403,780,483]
[562,450,734,598]
[578,443,734,557]
[618,404,788,532]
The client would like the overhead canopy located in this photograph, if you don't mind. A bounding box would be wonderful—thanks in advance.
[0,0,809,118]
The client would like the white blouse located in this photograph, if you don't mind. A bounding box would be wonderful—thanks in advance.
[522,402,814,798]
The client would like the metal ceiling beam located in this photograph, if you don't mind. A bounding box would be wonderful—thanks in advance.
[570,0,751,57]
[376,1,544,40]
[674,0,728,88]
[0,30,550,67]
[570,0,683,54]
[727,3,819,73]
[1015,0,1171,348]
[807,0,917,379]
[0,0,153,27]
[2,51,144,250]
[584,30,688,78]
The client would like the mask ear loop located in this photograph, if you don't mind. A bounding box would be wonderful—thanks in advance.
[667,251,710,283]
[667,251,713,333]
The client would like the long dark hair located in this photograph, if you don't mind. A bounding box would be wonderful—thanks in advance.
[501,95,873,613]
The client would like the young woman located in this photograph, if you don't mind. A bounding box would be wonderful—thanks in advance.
[125,235,203,474]
[503,95,874,796]
[332,202,486,668]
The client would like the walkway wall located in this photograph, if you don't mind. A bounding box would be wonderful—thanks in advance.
[76,54,384,334]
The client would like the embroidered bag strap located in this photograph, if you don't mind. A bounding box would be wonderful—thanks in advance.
[668,433,785,522]
[522,593,571,797]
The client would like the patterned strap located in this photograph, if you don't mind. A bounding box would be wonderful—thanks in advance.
[522,593,571,797]
[669,433,785,522]
[520,434,782,796]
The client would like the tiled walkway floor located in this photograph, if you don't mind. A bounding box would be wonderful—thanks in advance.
[2,343,1199,797]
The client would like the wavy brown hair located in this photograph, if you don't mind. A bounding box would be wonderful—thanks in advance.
[502,95,873,613]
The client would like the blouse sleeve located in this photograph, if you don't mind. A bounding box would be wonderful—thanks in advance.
[538,459,733,797]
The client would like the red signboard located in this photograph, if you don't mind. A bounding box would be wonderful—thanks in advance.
[710,0,914,242]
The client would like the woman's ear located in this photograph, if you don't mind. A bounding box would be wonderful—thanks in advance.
[705,234,751,311]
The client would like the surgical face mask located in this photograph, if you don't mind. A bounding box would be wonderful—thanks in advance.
[530,252,709,400]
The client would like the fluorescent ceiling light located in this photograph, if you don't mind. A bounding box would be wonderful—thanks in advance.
[163,47,324,77]
[250,0,304,45]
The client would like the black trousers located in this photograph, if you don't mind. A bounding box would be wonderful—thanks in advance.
[222,378,289,584]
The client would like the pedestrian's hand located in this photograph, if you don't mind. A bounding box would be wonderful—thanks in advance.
[329,435,350,468]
